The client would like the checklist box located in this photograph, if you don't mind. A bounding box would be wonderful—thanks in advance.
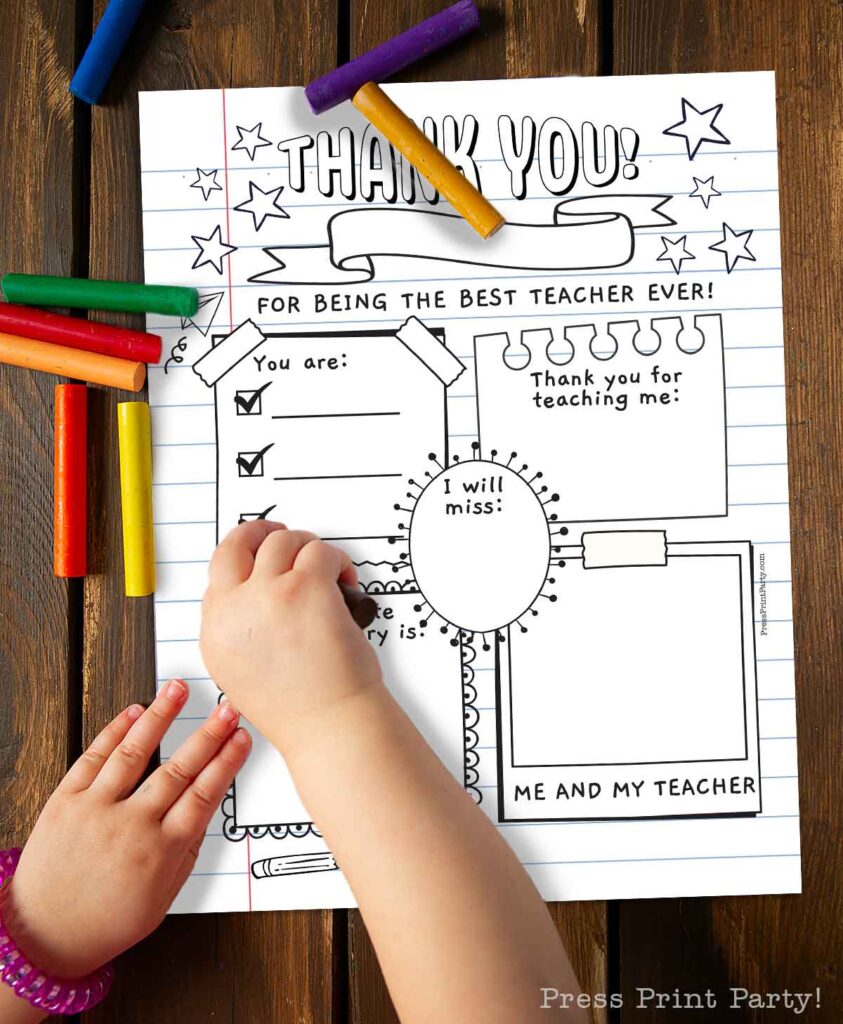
[238,504,277,524]
[236,444,273,478]
[234,382,271,416]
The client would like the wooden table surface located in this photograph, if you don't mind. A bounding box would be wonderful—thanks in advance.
[1,2,840,1021]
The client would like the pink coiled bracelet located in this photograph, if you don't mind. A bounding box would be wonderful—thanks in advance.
[0,848,114,1014]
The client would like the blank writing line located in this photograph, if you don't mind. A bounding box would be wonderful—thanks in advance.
[273,473,402,481]
[727,423,789,429]
[143,188,777,215]
[153,520,214,526]
[271,411,401,420]
[157,676,211,683]
[140,148,777,174]
[146,305,785,332]
[150,402,214,409]
[522,852,798,867]
[498,815,800,828]
[153,480,215,487]
[155,559,207,565]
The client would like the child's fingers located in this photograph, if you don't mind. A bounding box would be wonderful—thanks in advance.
[89,680,189,800]
[209,520,287,587]
[162,728,252,842]
[294,538,356,585]
[57,704,145,793]
[252,528,319,578]
[131,703,240,817]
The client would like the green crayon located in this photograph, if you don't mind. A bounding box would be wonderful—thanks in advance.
[1,274,198,318]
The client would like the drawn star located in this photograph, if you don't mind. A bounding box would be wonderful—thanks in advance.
[234,181,290,231]
[689,175,721,208]
[663,98,730,160]
[190,168,222,202]
[708,222,756,273]
[657,234,695,274]
[231,123,271,161]
[190,225,237,274]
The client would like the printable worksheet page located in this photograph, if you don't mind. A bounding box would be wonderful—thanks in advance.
[139,72,799,913]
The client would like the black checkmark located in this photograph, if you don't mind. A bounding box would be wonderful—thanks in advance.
[238,504,277,524]
[234,381,272,415]
[236,444,273,477]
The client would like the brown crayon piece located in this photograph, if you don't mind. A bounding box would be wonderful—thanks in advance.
[339,582,379,629]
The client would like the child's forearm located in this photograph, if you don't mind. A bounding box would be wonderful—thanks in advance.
[201,526,585,1021]
[280,683,586,1024]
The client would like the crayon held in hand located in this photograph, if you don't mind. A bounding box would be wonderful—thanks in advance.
[54,385,88,578]
[352,82,504,239]
[339,582,379,630]
[0,331,145,391]
[305,0,480,114]
[1,274,198,318]
[118,402,155,597]
[70,0,148,105]
[0,304,162,363]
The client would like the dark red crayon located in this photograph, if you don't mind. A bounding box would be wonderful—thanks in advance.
[54,384,87,578]
[0,303,162,363]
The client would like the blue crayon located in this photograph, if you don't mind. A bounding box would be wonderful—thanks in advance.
[70,0,147,105]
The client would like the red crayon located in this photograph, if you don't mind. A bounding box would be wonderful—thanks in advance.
[54,384,87,578]
[0,303,161,364]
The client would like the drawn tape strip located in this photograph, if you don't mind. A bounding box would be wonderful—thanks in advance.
[192,319,266,387]
[396,316,466,386]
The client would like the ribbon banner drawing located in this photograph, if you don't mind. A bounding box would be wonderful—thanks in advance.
[247,195,674,285]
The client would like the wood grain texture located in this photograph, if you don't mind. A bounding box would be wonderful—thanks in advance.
[82,3,340,1022]
[0,10,81,1023]
[614,1,843,1019]
[0,0,78,849]
[347,4,607,1022]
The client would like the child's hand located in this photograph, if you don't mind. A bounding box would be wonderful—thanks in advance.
[200,521,383,756]
[0,681,250,979]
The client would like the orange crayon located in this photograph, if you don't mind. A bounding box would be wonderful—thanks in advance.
[0,331,145,391]
[352,82,504,239]
[54,384,87,578]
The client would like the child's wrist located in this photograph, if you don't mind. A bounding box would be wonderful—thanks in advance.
[0,879,103,980]
[275,678,392,766]
[0,852,114,1015]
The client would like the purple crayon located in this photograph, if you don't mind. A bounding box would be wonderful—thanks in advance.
[305,0,480,115]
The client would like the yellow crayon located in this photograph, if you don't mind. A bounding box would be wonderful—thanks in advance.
[352,82,505,239]
[117,401,155,597]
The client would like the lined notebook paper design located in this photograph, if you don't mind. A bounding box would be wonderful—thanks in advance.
[140,72,799,913]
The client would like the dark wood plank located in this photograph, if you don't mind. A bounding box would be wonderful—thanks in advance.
[614,1,843,1018]
[0,0,78,864]
[82,3,340,1022]
[347,3,607,1022]
[0,10,81,1024]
